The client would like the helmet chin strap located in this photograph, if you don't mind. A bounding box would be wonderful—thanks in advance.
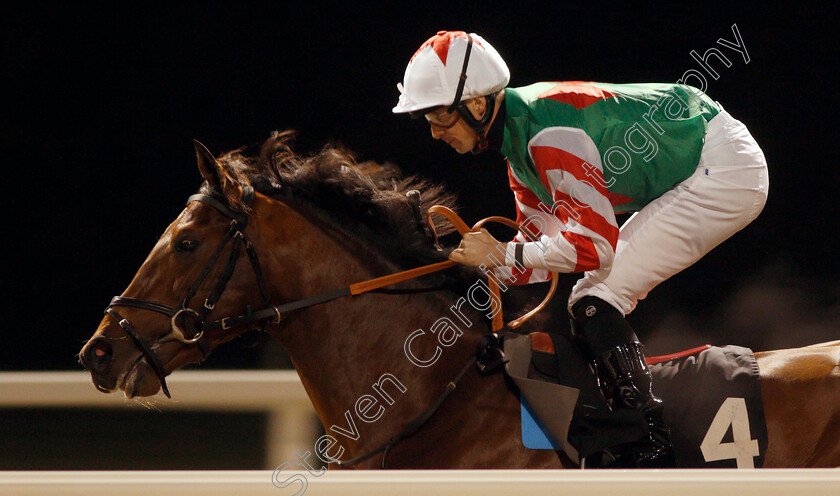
[445,34,498,154]
[458,92,496,154]
[472,135,489,155]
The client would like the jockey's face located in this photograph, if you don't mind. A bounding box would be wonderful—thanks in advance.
[426,97,486,154]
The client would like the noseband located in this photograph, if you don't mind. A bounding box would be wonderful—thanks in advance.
[103,186,454,398]
[103,185,557,402]
[105,186,274,398]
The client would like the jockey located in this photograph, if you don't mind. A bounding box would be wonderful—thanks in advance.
[393,30,769,468]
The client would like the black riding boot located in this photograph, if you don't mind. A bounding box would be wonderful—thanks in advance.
[571,296,676,468]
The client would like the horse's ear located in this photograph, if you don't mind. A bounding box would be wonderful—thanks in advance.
[193,139,243,206]
[194,139,221,186]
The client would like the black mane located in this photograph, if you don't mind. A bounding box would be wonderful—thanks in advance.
[201,131,552,324]
[210,130,460,269]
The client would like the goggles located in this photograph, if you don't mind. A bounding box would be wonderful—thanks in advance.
[424,107,461,128]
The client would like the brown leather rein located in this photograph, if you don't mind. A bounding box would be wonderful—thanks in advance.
[332,205,559,469]
[104,188,557,467]
[105,188,555,397]
[199,201,559,335]
[421,205,558,331]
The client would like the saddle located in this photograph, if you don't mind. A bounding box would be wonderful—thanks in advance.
[417,205,767,467]
[504,331,769,468]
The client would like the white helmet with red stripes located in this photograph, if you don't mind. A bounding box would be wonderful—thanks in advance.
[393,31,510,115]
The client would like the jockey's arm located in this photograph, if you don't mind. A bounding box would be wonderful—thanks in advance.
[452,149,619,281]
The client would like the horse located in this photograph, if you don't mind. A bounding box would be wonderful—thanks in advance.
[80,132,840,469]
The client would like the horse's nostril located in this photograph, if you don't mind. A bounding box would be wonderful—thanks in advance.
[83,337,114,374]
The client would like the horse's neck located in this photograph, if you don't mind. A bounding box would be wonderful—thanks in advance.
[282,289,482,416]
[254,197,487,453]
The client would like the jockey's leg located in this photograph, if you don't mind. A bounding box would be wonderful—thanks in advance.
[571,295,675,468]
[568,108,769,468]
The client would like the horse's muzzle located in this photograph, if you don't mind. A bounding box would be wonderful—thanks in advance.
[80,337,118,393]
[80,337,113,376]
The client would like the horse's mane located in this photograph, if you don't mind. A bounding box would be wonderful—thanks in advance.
[211,130,461,269]
[204,130,551,325]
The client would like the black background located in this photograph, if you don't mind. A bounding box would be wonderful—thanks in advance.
[4,3,838,371]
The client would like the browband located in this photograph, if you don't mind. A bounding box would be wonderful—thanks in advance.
[186,185,254,225]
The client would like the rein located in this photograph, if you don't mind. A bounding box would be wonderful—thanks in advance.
[104,188,469,398]
[335,205,558,469]
[104,186,556,468]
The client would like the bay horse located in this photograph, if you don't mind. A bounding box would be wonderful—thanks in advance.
[80,132,840,468]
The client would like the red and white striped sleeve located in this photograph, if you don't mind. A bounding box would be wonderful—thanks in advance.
[503,127,620,277]
[492,169,552,285]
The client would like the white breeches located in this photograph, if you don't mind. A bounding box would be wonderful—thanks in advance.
[568,108,769,316]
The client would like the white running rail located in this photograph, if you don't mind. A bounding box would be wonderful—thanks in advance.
[1,469,840,496]
[0,370,319,469]
[3,372,840,496]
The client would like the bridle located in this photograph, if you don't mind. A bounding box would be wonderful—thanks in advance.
[104,186,558,400]
[105,186,273,398]
[102,187,487,398]
[102,183,558,468]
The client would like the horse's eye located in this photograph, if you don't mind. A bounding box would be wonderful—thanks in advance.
[176,239,199,253]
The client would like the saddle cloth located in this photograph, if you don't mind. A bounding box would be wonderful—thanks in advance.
[505,332,768,468]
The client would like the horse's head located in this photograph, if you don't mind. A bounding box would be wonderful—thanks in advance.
[80,132,465,401]
[80,141,275,398]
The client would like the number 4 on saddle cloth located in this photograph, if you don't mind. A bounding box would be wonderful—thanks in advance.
[505,332,768,468]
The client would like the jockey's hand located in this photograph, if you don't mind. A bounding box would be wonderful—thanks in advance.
[449,229,507,268]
